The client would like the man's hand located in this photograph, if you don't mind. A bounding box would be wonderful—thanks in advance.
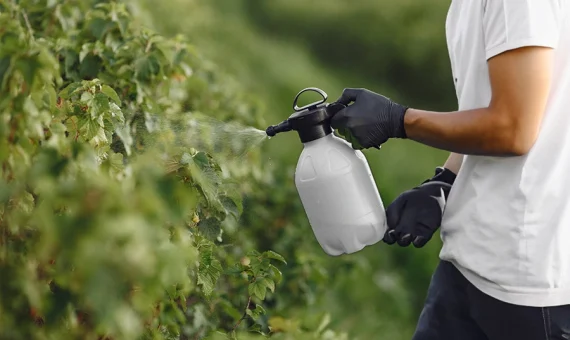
[384,167,456,248]
[330,88,408,149]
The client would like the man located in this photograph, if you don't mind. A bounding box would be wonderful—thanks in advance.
[330,1,570,339]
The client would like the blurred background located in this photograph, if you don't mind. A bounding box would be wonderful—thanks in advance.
[1,0,457,339]
[132,0,455,338]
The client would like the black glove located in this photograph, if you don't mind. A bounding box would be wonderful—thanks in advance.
[330,88,408,149]
[384,167,456,248]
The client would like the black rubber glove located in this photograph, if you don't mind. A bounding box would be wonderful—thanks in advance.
[384,167,456,248]
[330,88,408,149]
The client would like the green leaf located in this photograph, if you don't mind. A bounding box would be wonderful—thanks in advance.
[79,117,100,140]
[80,90,93,103]
[259,277,275,293]
[101,84,121,105]
[245,304,266,320]
[197,217,221,241]
[186,153,221,208]
[109,103,124,123]
[135,54,160,81]
[0,32,21,54]
[249,256,265,277]
[254,283,266,300]
[248,280,266,300]
[108,152,124,173]
[59,82,83,99]
[248,323,264,335]
[50,121,67,135]
[193,151,209,170]
[16,56,40,90]
[80,54,102,80]
[93,92,110,114]
[269,265,283,284]
[63,49,79,80]
[263,250,287,265]
[0,56,11,91]
[64,115,79,138]
[224,189,243,215]
[197,249,222,297]
[89,17,112,39]
[117,17,129,35]
[220,196,240,219]
[223,264,243,276]
[114,125,132,156]
[44,85,58,110]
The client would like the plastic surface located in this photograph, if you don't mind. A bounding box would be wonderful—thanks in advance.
[295,133,387,256]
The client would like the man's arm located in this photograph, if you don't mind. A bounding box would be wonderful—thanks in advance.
[404,46,554,156]
[443,152,463,175]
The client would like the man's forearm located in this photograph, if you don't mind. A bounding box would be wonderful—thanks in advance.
[403,107,535,156]
[443,152,463,175]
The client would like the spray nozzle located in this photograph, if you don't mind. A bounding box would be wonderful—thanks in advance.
[266,120,292,137]
[265,87,346,143]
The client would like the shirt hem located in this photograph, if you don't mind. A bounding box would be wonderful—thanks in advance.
[450,260,570,307]
[486,37,559,60]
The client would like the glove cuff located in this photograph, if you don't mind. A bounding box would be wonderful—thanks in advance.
[419,167,456,190]
[414,167,456,209]
[391,103,409,139]
[430,166,456,185]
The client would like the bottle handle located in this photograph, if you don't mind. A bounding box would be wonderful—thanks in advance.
[293,87,328,112]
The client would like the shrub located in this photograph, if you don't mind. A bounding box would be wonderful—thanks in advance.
[0,1,295,339]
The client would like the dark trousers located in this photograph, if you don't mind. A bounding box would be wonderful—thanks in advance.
[413,260,570,340]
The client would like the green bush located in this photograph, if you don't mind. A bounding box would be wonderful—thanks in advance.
[2,0,456,339]
[0,1,314,339]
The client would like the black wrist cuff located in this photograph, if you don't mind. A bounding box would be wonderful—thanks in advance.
[393,104,408,139]
[431,166,456,185]
[419,167,456,186]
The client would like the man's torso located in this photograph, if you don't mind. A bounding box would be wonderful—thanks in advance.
[440,0,570,307]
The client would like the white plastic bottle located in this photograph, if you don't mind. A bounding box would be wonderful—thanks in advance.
[295,133,387,255]
[266,87,387,256]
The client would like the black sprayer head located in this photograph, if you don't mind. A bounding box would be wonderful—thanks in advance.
[265,120,292,137]
[265,87,345,143]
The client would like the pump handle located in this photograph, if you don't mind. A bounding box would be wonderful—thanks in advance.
[293,87,328,112]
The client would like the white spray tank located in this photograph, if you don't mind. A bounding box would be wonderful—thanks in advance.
[265,87,387,256]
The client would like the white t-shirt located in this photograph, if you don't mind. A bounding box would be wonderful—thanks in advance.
[440,0,570,307]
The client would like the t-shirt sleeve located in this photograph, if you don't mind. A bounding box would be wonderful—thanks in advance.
[483,0,563,60]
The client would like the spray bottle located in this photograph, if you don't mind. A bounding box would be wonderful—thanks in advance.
[266,87,387,256]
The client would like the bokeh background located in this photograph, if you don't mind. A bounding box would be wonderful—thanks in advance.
[1,0,457,339]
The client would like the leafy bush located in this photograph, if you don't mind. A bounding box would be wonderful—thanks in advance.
[1,0,456,339]
[0,1,317,339]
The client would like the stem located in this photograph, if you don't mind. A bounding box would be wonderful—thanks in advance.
[145,39,152,53]
[21,10,34,41]
[231,296,252,333]
[0,203,6,261]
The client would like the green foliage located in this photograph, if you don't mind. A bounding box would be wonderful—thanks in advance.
[0,1,298,339]
[2,0,457,339]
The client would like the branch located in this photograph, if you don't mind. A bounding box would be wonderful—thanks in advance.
[231,295,252,333]
[145,39,152,53]
[21,10,34,41]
